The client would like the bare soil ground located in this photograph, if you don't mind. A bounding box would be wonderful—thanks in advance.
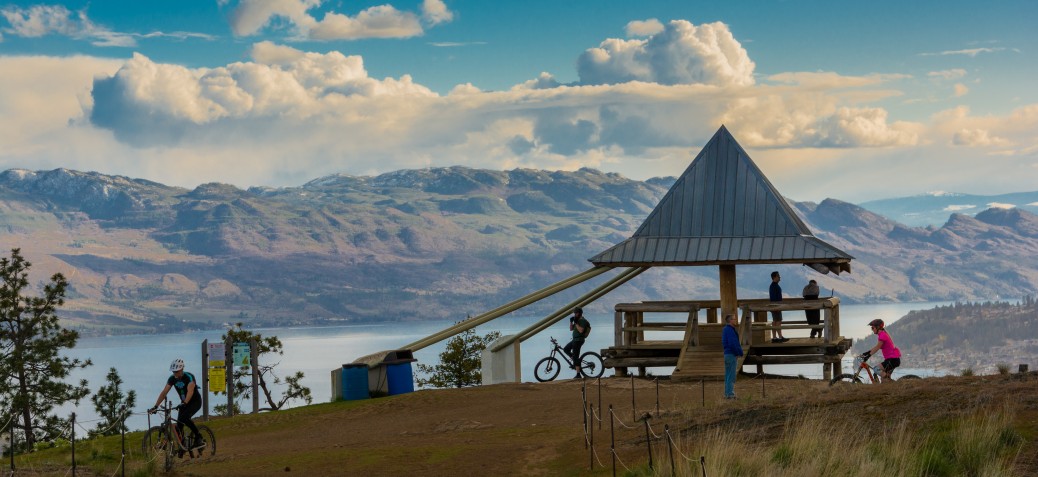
[17,372,1038,476]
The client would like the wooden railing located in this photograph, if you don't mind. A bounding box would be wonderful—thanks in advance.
[740,297,841,345]
[613,297,841,348]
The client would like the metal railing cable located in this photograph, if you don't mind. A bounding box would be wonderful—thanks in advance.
[610,412,638,430]
[610,448,632,472]
[581,430,606,467]
[664,428,699,463]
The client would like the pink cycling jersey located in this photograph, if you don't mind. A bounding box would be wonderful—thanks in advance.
[877,330,901,359]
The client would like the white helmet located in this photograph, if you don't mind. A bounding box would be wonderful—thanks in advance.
[169,358,185,372]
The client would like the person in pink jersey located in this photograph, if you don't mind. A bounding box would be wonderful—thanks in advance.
[860,319,901,382]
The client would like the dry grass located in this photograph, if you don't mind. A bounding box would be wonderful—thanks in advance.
[642,402,1022,477]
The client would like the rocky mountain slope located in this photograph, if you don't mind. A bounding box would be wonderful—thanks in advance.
[2,167,1037,335]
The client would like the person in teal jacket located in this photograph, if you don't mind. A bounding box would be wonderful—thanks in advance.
[722,314,743,399]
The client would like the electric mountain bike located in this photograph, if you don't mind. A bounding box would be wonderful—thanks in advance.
[829,354,920,385]
[142,401,216,472]
[535,336,605,381]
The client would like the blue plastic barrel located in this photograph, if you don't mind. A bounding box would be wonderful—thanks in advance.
[386,362,415,395]
[341,364,369,400]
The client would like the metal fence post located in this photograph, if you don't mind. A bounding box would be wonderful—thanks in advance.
[609,405,616,477]
[630,375,635,422]
[120,405,126,477]
[597,377,602,430]
[642,414,653,470]
[589,403,594,470]
[71,412,76,477]
[655,378,659,417]
[666,424,675,476]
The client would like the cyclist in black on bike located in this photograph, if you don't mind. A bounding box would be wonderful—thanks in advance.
[564,307,591,378]
[151,358,205,449]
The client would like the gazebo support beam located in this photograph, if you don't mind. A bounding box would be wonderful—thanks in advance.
[719,264,738,321]
[403,266,612,351]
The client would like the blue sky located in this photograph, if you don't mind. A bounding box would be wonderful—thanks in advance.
[0,0,1035,203]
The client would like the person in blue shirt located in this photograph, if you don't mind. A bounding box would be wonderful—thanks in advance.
[722,314,743,399]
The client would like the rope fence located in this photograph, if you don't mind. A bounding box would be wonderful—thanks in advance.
[579,377,736,477]
[3,406,153,477]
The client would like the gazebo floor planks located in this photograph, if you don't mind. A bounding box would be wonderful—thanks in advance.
[602,336,851,378]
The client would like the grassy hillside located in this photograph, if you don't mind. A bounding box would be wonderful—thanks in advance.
[15,372,1038,476]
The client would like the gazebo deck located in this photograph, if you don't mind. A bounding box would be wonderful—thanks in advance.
[601,298,853,380]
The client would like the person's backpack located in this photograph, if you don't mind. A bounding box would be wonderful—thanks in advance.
[582,321,591,338]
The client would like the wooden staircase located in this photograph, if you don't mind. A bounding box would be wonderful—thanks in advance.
[671,315,747,380]
[672,344,747,380]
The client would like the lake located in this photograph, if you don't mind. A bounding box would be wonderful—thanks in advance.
[61,300,950,431]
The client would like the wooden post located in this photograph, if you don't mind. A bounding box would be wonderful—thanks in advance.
[823,308,832,343]
[718,265,738,320]
[250,337,259,414]
[614,310,622,347]
[201,339,209,421]
[225,335,234,417]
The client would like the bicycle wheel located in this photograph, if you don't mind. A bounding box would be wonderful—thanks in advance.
[534,357,562,382]
[141,426,164,455]
[829,373,864,386]
[164,434,176,472]
[897,374,921,380]
[194,425,216,456]
[578,352,605,378]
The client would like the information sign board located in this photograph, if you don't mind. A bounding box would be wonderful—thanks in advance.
[233,342,251,367]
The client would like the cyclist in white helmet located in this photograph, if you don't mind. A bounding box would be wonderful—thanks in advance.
[150,358,205,449]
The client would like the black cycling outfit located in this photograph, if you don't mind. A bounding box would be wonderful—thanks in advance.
[168,372,202,443]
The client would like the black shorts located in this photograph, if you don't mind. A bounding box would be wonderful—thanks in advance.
[771,310,783,322]
[881,358,901,373]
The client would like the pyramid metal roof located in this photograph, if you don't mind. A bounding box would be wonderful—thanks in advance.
[589,126,853,269]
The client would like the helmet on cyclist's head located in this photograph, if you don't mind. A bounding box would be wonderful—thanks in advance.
[573,307,583,316]
[170,358,185,373]
[868,319,884,329]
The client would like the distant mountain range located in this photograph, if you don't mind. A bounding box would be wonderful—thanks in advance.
[859,191,1038,227]
[1,167,1036,335]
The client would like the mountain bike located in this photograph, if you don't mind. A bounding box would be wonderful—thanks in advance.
[534,337,605,381]
[829,354,920,385]
[142,401,216,472]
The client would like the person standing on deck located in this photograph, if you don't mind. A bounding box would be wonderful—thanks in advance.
[802,279,821,338]
[722,314,742,399]
[769,271,788,343]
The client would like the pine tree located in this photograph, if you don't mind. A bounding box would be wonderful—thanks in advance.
[0,249,91,450]
[90,368,136,437]
[415,327,501,388]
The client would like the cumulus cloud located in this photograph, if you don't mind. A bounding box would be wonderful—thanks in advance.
[943,205,977,212]
[421,0,453,25]
[87,47,436,146]
[625,19,663,37]
[953,128,1008,146]
[227,0,452,40]
[576,20,755,87]
[987,202,1015,209]
[953,83,969,97]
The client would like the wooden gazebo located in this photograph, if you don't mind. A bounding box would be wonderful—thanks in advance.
[398,126,854,382]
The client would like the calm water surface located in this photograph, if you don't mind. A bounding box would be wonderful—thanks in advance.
[63,300,951,431]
